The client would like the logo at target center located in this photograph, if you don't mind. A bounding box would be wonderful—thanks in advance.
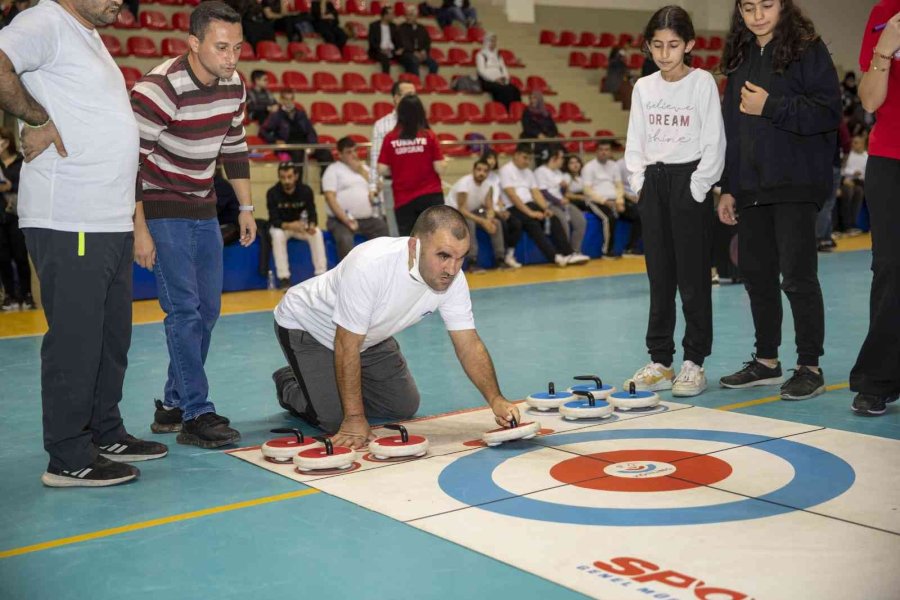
[604,461,676,479]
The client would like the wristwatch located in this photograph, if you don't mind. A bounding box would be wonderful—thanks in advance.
[238,205,255,213]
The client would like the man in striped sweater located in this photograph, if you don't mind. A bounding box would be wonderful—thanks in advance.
[131,1,256,448]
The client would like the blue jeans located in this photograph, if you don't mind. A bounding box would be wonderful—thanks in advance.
[816,166,841,241]
[147,218,223,421]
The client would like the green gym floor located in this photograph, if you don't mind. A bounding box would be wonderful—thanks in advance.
[0,246,896,600]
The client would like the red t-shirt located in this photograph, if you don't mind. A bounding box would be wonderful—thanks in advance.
[860,0,900,160]
[377,128,444,208]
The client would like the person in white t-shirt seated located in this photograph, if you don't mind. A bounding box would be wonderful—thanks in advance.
[323,137,390,260]
[616,150,643,255]
[582,140,626,257]
[838,134,869,234]
[499,143,589,267]
[272,205,523,448]
[535,147,588,256]
[446,159,520,272]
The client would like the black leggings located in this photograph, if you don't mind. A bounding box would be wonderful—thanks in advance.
[0,214,31,300]
[395,193,445,236]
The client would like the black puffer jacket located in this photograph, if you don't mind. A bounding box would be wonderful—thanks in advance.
[721,38,841,208]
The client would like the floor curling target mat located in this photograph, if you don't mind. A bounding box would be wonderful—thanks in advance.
[229,403,900,599]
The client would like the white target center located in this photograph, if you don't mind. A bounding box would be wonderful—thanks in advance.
[604,461,676,479]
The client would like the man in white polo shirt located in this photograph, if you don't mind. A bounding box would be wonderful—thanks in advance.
[272,205,521,448]
[324,136,389,260]
[446,158,516,272]
[0,0,167,487]
[582,139,625,257]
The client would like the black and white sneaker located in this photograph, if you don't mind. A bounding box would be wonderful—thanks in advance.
[780,366,826,401]
[720,356,784,389]
[42,455,139,488]
[851,393,898,416]
[98,435,168,462]
[176,412,241,449]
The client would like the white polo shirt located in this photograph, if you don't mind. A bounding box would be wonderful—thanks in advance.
[499,162,538,209]
[275,237,475,351]
[446,174,493,212]
[322,160,373,219]
[0,0,139,232]
[582,158,621,201]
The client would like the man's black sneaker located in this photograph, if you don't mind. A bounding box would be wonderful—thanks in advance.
[98,435,168,462]
[152,399,183,433]
[42,455,139,488]
[272,366,303,418]
[176,412,241,448]
[780,366,826,401]
[852,393,898,416]
[720,356,784,389]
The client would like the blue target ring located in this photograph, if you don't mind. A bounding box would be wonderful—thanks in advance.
[438,428,855,526]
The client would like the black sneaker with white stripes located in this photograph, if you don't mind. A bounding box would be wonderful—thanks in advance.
[41,456,140,488]
[98,435,168,462]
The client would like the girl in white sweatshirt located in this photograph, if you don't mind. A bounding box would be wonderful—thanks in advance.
[624,5,726,397]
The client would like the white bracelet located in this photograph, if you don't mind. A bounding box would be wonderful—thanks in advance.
[238,205,255,212]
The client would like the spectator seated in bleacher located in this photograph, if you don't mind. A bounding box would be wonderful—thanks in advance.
[838,134,868,235]
[616,150,642,255]
[215,165,242,246]
[267,163,327,288]
[500,143,588,267]
[0,125,33,311]
[247,70,279,123]
[561,153,587,206]
[479,149,522,268]
[311,0,348,50]
[446,158,516,273]
[261,0,310,42]
[437,0,477,29]
[476,33,521,109]
[535,147,587,257]
[602,47,629,96]
[260,90,320,164]
[323,136,389,260]
[240,0,277,49]
[582,140,625,257]
[520,90,560,165]
[397,4,439,76]
[368,7,401,74]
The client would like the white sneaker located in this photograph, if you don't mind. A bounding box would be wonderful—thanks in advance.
[628,362,675,391]
[567,253,590,265]
[554,254,569,267]
[672,360,708,397]
[504,250,522,269]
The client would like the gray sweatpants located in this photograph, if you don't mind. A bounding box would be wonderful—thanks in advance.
[274,322,420,433]
[24,228,132,470]
[465,217,505,261]
[549,204,587,253]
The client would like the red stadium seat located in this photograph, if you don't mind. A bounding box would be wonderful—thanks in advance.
[484,101,515,124]
[288,41,316,62]
[457,102,488,124]
[368,0,383,15]
[257,41,289,61]
[342,102,375,125]
[343,44,371,63]
[101,34,125,57]
[448,47,473,66]
[161,37,189,57]
[342,72,374,93]
[155,0,183,5]
[509,76,525,92]
[539,30,557,45]
[317,134,338,160]
[709,36,724,51]
[119,65,142,90]
[575,32,598,48]
[498,49,523,67]
[171,11,190,32]
[127,36,159,58]
[258,69,282,91]
[443,26,466,43]
[598,32,616,48]
[398,73,422,90]
[429,102,463,124]
[553,30,577,47]
[508,101,526,122]
[430,47,451,66]
[316,43,345,63]
[694,36,708,50]
[282,70,313,92]
[526,75,555,95]
[239,43,256,60]
[437,133,468,157]
[425,74,453,94]
[140,10,171,30]
[393,1,405,17]
[617,33,635,48]
[559,102,590,123]
[345,0,365,15]
[588,52,609,69]
[565,130,596,153]
[595,129,615,137]
[346,21,368,39]
[114,8,140,28]
[633,34,645,49]
[183,0,201,5]
[705,55,721,71]
[569,51,589,68]
[313,72,343,92]
[425,24,444,42]
[467,27,485,44]
[246,135,279,162]
[491,132,516,154]
[371,73,393,94]
[627,53,643,70]
[310,102,343,124]
[373,101,393,119]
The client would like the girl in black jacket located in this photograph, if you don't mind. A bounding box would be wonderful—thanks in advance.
[716,0,841,400]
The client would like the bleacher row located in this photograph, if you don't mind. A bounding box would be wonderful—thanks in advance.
[568,50,721,73]
[540,30,724,52]
[131,0,447,18]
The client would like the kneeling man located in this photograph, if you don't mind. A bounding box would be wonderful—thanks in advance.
[273,205,521,448]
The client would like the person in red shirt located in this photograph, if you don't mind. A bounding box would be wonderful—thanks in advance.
[849,1,900,416]
[377,95,447,235]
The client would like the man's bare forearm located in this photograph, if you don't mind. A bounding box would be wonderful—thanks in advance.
[334,327,366,418]
[451,330,503,405]
[0,51,48,126]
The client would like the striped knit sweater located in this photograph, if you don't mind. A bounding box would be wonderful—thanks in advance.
[131,55,250,220]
